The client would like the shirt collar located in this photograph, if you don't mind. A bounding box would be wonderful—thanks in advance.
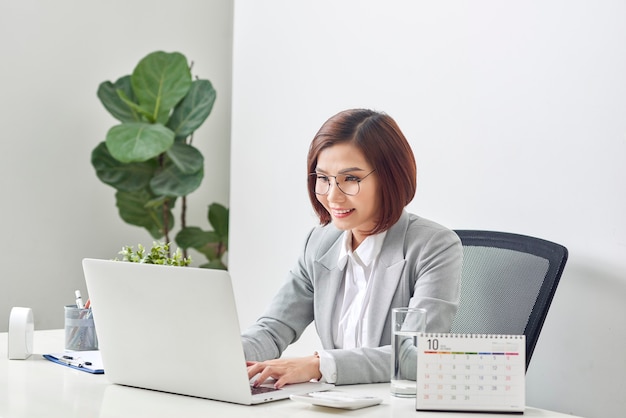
[337,230,388,270]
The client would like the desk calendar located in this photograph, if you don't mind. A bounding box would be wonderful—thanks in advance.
[416,333,525,413]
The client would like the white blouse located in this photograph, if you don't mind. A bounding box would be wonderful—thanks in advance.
[319,230,387,382]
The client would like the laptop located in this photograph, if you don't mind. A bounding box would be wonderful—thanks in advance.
[82,258,332,405]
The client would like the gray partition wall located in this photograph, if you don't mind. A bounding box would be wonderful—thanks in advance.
[0,0,233,331]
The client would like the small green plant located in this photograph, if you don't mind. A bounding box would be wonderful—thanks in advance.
[117,242,192,267]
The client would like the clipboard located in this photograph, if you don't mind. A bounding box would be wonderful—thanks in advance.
[43,350,104,374]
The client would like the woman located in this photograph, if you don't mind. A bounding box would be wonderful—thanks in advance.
[243,109,462,387]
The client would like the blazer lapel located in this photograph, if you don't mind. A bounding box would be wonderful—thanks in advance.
[313,232,345,347]
[364,211,410,347]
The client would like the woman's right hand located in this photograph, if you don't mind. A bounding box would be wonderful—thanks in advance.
[247,354,322,388]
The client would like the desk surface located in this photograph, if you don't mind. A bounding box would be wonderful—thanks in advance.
[1,330,581,418]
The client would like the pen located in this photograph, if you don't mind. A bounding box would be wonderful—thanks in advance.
[57,356,84,368]
[75,290,84,309]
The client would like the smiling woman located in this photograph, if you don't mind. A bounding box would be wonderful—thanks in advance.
[241,109,463,387]
[312,143,380,249]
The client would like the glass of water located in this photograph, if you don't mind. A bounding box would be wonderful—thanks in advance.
[390,307,427,397]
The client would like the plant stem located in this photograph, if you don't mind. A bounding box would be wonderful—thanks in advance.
[181,195,188,259]
[163,199,170,253]
[180,134,193,259]
[158,152,171,255]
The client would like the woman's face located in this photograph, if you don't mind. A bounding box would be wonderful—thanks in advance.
[314,142,380,249]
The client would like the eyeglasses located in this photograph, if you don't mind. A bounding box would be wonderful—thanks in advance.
[309,169,376,196]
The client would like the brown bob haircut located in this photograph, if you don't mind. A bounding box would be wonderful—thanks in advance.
[307,109,417,235]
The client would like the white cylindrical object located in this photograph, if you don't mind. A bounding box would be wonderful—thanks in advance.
[8,307,34,360]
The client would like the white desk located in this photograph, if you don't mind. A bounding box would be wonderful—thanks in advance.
[1,330,581,418]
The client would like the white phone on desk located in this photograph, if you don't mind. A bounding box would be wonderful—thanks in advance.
[290,390,383,410]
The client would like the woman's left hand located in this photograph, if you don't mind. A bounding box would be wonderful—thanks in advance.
[246,354,322,388]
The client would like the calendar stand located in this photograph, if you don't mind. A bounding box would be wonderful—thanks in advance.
[416,333,525,413]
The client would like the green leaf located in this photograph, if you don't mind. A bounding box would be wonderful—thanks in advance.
[97,76,140,122]
[144,195,177,209]
[131,51,192,124]
[196,242,221,262]
[91,142,158,192]
[116,89,153,121]
[167,79,216,138]
[175,227,220,249]
[200,259,227,270]
[115,189,174,239]
[106,122,175,163]
[165,143,204,174]
[175,224,228,270]
[208,203,229,239]
[150,163,203,197]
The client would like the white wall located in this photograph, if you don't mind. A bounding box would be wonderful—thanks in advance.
[230,1,626,417]
[0,0,233,330]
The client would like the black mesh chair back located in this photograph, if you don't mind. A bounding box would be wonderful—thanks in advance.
[450,230,568,370]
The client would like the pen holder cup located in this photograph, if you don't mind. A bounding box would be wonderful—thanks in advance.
[64,305,98,351]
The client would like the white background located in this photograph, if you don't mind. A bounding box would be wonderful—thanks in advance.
[229,2,626,417]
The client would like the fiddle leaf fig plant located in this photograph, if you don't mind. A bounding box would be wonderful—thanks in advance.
[92,51,228,269]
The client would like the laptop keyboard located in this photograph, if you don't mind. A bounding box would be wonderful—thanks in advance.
[251,385,280,395]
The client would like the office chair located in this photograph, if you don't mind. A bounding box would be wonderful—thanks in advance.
[450,230,568,370]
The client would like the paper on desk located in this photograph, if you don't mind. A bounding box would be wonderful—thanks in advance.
[43,350,104,374]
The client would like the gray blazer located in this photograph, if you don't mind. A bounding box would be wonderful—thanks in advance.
[242,211,462,385]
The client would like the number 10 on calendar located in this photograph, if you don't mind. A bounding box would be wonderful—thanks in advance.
[415,333,526,413]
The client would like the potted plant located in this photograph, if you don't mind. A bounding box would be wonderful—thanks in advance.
[91,50,228,269]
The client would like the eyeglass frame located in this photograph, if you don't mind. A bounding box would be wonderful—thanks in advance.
[309,169,376,196]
